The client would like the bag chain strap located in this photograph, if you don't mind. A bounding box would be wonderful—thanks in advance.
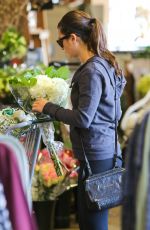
[79,64,120,176]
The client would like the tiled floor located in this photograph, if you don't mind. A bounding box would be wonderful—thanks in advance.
[109,207,121,230]
[55,206,121,230]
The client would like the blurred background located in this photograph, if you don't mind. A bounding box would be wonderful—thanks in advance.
[0,1,150,230]
[0,0,150,106]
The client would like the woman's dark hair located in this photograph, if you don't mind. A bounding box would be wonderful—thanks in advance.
[57,10,121,75]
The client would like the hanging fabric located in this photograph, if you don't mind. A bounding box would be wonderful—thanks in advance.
[0,135,31,210]
[122,111,150,230]
[0,181,12,230]
[0,143,37,230]
[136,114,150,230]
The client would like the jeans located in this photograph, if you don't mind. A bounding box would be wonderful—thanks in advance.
[78,158,114,230]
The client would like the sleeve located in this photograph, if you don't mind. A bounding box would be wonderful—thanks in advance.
[43,68,103,128]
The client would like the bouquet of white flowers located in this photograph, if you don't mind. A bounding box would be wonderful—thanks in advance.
[29,75,68,106]
[9,66,70,176]
[9,66,70,113]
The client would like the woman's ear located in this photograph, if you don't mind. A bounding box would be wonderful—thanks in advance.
[70,33,80,45]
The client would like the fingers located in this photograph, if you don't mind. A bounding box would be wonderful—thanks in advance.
[32,101,41,112]
[32,104,40,112]
[32,98,48,113]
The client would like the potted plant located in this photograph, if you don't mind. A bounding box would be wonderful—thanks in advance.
[0,28,27,65]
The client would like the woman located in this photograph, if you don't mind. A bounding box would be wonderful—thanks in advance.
[32,10,126,230]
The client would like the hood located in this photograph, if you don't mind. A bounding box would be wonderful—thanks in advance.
[93,56,126,99]
[114,73,126,98]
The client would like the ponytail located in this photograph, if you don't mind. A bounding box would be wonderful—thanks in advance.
[88,19,122,76]
[58,10,122,76]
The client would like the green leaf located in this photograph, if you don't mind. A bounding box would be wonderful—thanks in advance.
[8,64,70,89]
[56,66,70,80]
[9,75,37,88]
[45,66,57,78]
[29,78,37,87]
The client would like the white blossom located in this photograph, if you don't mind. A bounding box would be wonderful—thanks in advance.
[29,75,69,106]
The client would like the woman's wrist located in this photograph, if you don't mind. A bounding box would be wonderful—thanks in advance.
[43,102,61,120]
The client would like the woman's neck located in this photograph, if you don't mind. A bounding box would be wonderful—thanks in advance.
[79,47,95,64]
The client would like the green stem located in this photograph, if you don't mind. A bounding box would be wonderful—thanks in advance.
[47,142,64,176]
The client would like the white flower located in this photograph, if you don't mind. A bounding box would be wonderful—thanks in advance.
[29,75,69,106]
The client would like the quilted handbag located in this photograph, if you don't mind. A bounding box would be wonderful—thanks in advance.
[84,165,125,210]
[79,72,126,211]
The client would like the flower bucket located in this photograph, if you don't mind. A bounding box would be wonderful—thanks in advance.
[54,190,71,228]
[33,200,56,230]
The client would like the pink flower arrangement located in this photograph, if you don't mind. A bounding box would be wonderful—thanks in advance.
[32,148,78,201]
[37,163,63,187]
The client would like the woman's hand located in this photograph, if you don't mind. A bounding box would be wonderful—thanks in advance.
[32,98,48,113]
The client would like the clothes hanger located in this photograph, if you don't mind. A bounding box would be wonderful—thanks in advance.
[121,91,150,131]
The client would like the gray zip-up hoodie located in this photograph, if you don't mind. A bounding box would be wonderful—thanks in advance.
[43,56,126,160]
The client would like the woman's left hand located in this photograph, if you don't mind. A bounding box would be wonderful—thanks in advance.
[32,98,48,113]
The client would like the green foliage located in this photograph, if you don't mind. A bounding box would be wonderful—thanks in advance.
[133,46,150,59]
[137,75,150,97]
[9,76,37,87]
[9,65,70,87]
[45,66,70,80]
[53,66,70,80]
[45,66,57,78]
[9,67,43,87]
[0,66,19,99]
[0,64,70,104]
[0,28,27,62]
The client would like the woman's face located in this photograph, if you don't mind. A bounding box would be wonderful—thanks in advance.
[57,30,80,59]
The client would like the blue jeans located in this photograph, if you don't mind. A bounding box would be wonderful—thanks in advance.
[78,158,114,230]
